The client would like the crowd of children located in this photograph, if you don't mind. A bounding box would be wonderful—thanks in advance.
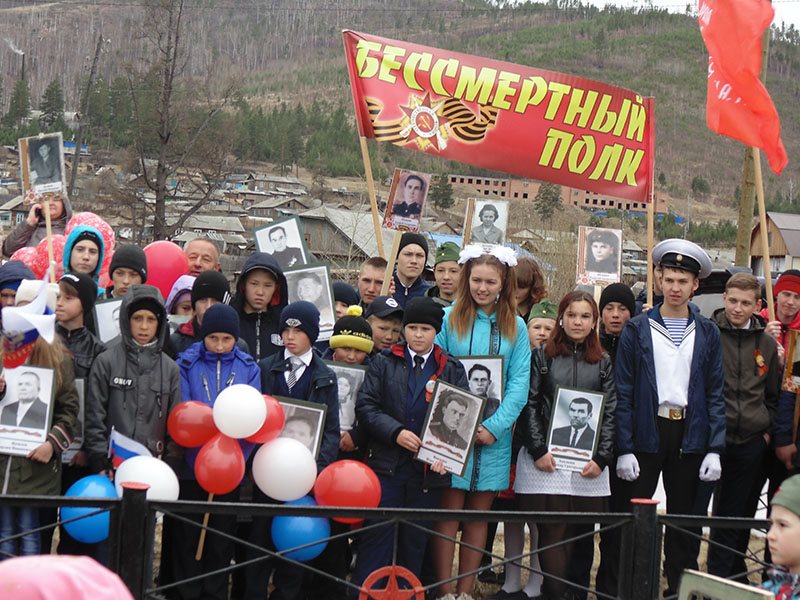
[2,220,800,600]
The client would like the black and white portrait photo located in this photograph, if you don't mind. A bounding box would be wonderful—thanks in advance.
[383,169,430,232]
[95,298,123,344]
[576,226,622,285]
[62,379,85,464]
[0,366,55,456]
[276,397,327,460]
[324,362,367,434]
[459,356,503,420]
[417,381,485,476]
[469,200,509,248]
[19,133,65,194]
[284,264,336,340]
[254,216,309,270]
[547,386,606,472]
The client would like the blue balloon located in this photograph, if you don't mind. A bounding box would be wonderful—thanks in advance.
[61,475,118,544]
[272,496,330,561]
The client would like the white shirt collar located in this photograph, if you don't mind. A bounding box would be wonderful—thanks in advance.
[284,347,314,366]
[408,346,434,364]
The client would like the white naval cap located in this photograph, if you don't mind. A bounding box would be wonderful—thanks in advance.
[652,238,713,279]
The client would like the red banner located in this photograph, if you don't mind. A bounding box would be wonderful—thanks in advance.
[343,30,655,203]
[698,0,788,175]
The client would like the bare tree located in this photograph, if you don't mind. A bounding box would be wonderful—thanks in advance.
[128,0,239,240]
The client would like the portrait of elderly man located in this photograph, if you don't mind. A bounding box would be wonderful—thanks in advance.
[428,391,472,451]
[470,203,504,245]
[0,371,49,430]
[551,396,595,451]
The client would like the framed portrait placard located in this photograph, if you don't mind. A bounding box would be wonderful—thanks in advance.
[253,215,311,270]
[0,366,56,456]
[782,330,800,393]
[276,397,327,460]
[416,380,485,476]
[547,386,606,473]
[576,226,622,286]
[18,132,65,195]
[382,168,430,232]
[468,199,509,250]
[458,355,503,420]
[62,378,85,464]
[284,263,336,341]
[323,361,367,434]
[94,297,123,344]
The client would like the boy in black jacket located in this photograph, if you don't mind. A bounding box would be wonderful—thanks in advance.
[241,301,338,600]
[350,297,468,596]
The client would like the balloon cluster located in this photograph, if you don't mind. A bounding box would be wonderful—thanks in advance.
[143,241,189,299]
[167,388,383,562]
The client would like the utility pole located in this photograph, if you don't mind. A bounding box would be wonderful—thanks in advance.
[734,32,770,266]
[68,33,104,199]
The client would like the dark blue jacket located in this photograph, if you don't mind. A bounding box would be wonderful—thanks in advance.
[259,351,339,470]
[615,303,726,455]
[356,343,468,486]
[392,273,431,309]
[177,341,261,476]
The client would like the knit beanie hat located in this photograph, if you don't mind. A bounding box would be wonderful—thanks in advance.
[73,229,102,252]
[199,303,240,340]
[775,270,800,297]
[127,295,165,325]
[329,306,374,354]
[402,296,444,333]
[191,271,231,307]
[0,261,34,291]
[59,272,98,313]
[397,232,429,262]
[435,242,460,265]
[528,299,558,322]
[773,474,800,517]
[332,281,360,307]
[280,301,320,343]
[599,283,636,315]
[109,245,148,282]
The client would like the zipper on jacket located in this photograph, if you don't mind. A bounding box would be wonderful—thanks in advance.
[470,446,482,491]
[201,373,213,404]
[255,317,261,360]
[216,356,222,393]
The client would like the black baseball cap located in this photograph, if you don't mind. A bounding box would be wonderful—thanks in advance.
[364,295,403,320]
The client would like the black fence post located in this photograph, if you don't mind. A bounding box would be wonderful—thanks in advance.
[618,498,660,600]
[117,482,151,599]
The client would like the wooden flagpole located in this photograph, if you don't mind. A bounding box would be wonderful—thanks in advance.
[359,138,385,259]
[753,148,775,321]
[43,194,56,282]
[646,183,655,308]
[380,232,402,296]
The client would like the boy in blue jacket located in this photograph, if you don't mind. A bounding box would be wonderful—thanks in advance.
[166,303,261,600]
[350,296,468,597]
[241,301,338,600]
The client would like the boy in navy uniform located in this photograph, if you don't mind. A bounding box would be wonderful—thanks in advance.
[614,239,726,596]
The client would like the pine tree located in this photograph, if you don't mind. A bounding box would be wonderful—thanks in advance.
[4,79,30,129]
[534,182,563,224]
[39,79,66,131]
[429,174,454,209]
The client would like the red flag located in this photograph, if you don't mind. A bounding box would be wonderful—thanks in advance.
[699,0,788,174]
[343,31,655,203]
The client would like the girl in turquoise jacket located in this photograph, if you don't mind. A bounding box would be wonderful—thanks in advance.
[432,245,531,598]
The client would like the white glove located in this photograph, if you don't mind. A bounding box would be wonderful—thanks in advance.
[699,453,721,482]
[616,453,640,481]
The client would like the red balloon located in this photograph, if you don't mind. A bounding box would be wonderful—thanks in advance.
[98,271,111,290]
[194,433,245,495]
[314,460,382,524]
[35,234,66,280]
[143,241,189,299]
[168,401,218,448]
[246,395,286,444]
[10,247,42,277]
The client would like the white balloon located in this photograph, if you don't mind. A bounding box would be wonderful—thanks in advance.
[212,384,267,439]
[114,456,180,501]
[252,438,317,502]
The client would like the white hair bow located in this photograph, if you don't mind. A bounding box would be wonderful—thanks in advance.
[458,244,518,268]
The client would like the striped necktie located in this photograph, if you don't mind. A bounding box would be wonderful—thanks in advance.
[287,357,302,391]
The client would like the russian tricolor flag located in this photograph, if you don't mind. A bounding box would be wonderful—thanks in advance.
[109,429,152,468]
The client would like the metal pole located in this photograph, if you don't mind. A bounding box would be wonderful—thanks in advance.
[118,482,151,599]
[619,498,660,600]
